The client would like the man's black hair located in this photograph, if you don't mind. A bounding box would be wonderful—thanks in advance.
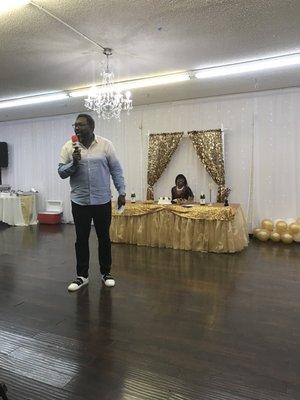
[77,114,95,131]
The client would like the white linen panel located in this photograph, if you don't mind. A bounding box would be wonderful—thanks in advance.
[0,87,299,230]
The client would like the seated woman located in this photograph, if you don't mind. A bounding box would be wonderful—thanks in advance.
[171,174,194,203]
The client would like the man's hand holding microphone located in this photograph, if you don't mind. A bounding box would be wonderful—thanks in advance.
[72,135,81,165]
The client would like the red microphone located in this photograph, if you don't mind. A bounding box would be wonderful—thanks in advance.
[71,134,79,149]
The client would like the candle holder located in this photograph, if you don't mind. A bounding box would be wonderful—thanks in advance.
[208,183,213,206]
[208,188,212,206]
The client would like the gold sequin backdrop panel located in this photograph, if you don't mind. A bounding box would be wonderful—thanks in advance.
[147,132,183,200]
[188,130,225,202]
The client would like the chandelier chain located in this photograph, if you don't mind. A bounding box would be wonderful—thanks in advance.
[29,2,133,120]
[29,1,106,51]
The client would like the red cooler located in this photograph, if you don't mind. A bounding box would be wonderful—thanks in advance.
[38,200,63,224]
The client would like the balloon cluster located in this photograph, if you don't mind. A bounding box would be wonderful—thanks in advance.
[253,219,300,244]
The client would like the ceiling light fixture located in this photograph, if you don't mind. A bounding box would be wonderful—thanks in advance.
[195,53,300,79]
[70,72,190,98]
[84,48,133,120]
[1,48,299,112]
[0,0,30,13]
[0,92,69,109]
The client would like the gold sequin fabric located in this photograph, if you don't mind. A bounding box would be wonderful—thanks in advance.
[112,202,236,221]
[188,129,225,202]
[147,132,183,200]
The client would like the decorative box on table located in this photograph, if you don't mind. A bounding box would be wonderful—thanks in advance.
[158,196,172,205]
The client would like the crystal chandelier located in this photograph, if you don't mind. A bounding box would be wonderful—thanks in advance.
[85,48,133,120]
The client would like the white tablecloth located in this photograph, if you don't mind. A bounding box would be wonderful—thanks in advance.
[0,194,37,226]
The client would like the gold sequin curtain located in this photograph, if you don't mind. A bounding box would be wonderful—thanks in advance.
[147,132,184,200]
[188,129,225,202]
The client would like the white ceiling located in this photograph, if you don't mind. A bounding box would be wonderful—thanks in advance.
[0,0,300,122]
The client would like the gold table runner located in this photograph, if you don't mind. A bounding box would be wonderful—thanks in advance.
[112,202,237,221]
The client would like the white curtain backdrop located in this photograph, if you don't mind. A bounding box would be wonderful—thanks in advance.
[0,87,299,230]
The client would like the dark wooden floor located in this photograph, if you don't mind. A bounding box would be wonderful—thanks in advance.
[0,223,299,400]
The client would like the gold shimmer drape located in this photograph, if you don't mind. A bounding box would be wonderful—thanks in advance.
[188,129,225,202]
[110,203,248,253]
[20,195,34,225]
[147,132,183,199]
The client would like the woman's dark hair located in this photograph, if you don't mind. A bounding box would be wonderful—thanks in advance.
[77,113,95,131]
[175,174,187,186]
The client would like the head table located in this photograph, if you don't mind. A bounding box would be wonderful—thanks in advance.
[111,202,248,253]
[0,194,37,226]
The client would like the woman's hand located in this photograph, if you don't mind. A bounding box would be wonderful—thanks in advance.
[177,198,187,204]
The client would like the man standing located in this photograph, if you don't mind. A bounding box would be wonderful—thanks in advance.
[58,114,126,291]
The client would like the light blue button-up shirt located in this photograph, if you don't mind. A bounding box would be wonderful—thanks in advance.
[58,135,125,205]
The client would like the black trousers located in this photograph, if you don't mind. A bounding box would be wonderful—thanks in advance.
[71,201,112,278]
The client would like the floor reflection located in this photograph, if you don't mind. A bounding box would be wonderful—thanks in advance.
[1,226,300,399]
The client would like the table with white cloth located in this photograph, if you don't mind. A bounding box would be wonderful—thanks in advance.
[0,194,37,226]
[110,202,248,253]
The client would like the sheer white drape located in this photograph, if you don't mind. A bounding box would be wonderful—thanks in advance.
[0,87,299,229]
[0,115,75,222]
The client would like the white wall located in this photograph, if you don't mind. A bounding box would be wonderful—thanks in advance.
[0,86,299,229]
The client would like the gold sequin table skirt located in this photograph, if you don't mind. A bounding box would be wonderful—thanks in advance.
[110,203,248,253]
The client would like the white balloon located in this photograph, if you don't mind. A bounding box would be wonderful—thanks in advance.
[286,218,296,225]
[293,233,300,242]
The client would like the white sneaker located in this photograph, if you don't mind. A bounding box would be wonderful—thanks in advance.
[67,276,89,292]
[101,274,115,287]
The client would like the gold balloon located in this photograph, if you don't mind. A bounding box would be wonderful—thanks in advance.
[256,229,270,241]
[281,233,293,244]
[270,232,281,242]
[296,218,300,225]
[253,228,261,237]
[275,221,287,234]
[288,223,300,235]
[261,219,273,231]
[292,233,300,242]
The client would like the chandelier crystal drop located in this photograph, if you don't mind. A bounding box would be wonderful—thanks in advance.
[84,48,133,120]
